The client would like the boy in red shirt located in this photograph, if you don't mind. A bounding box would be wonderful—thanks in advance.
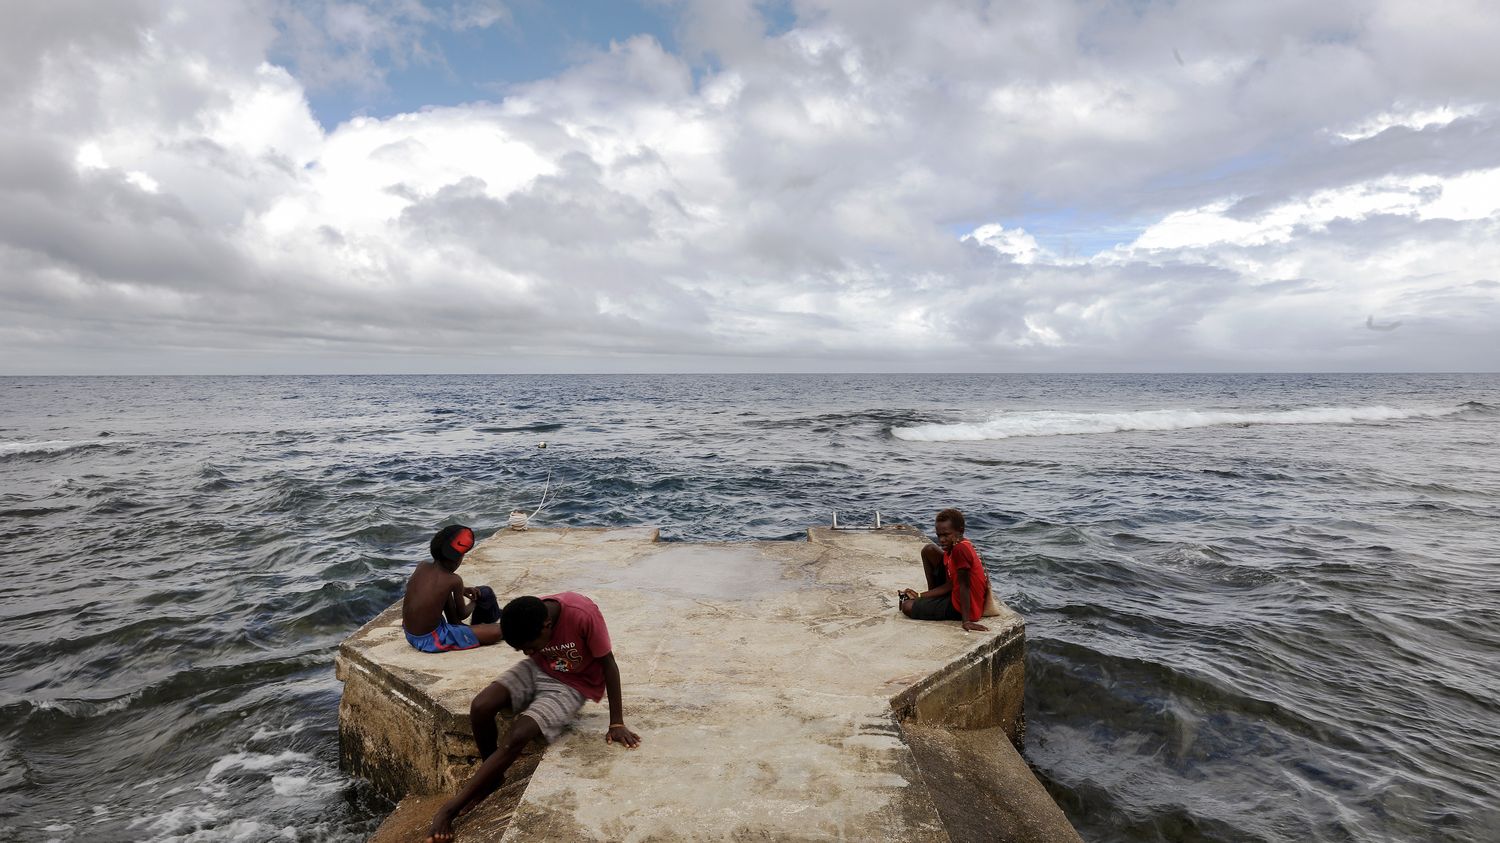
[899,508,991,632]
[426,591,640,843]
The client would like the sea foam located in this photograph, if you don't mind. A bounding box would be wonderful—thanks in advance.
[0,439,100,459]
[891,404,1465,442]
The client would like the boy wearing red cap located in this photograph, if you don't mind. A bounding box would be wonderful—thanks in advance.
[401,524,504,652]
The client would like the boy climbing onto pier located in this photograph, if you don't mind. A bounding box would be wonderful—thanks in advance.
[401,524,503,652]
[426,591,640,843]
[899,508,991,632]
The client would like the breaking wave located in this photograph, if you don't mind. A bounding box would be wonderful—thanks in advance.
[892,405,1465,441]
[124,749,340,842]
[0,439,104,460]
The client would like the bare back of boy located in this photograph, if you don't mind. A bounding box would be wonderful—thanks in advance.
[403,562,502,644]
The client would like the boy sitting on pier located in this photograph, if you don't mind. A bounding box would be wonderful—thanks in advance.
[426,592,640,843]
[899,508,991,632]
[401,524,503,652]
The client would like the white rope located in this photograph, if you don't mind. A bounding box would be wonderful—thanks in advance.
[509,449,553,530]
[529,468,553,519]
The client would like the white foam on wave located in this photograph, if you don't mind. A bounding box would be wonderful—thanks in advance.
[203,749,313,783]
[0,439,99,458]
[891,404,1465,442]
[126,749,322,841]
[167,819,296,842]
[138,808,293,842]
[270,774,314,796]
[131,803,223,836]
[32,690,141,718]
[248,718,313,743]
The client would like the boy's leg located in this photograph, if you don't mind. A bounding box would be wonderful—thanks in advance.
[511,679,585,744]
[469,681,513,758]
[899,546,947,617]
[903,594,964,622]
[426,714,542,843]
[921,544,947,590]
[471,623,503,646]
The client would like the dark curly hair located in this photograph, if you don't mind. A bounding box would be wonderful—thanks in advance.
[935,508,965,534]
[501,596,547,650]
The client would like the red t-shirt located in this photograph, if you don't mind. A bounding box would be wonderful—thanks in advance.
[945,539,989,621]
[531,592,613,702]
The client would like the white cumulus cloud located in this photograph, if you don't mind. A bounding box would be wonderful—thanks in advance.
[1,0,1498,373]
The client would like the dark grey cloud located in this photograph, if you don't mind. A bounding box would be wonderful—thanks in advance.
[0,0,153,113]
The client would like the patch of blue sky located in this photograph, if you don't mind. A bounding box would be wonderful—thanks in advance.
[761,0,798,36]
[292,0,681,129]
[1142,148,1282,195]
[946,210,1150,258]
[957,149,1280,257]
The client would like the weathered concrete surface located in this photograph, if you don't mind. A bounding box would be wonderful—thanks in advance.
[338,526,1072,841]
[903,724,1084,843]
[368,792,515,843]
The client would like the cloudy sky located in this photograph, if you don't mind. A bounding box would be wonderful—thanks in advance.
[2,0,1497,374]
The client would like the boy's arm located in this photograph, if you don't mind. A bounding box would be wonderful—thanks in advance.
[442,576,477,624]
[953,544,989,631]
[599,653,641,749]
[955,578,988,631]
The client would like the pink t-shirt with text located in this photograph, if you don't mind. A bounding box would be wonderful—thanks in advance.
[531,592,613,702]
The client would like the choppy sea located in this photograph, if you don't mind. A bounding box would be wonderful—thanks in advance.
[2,373,1497,842]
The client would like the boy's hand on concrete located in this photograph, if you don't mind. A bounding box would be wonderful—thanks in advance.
[899,588,919,600]
[961,621,989,632]
[606,724,641,749]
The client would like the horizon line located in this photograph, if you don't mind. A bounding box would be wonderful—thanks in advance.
[2,370,1497,378]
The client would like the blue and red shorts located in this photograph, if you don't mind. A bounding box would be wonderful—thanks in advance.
[404,618,481,653]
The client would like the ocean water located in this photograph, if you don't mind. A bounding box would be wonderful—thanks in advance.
[1,373,1497,842]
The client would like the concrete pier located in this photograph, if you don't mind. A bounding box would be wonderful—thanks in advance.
[336,526,1080,842]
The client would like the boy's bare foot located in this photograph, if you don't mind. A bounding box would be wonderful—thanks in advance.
[425,806,456,843]
[427,779,499,841]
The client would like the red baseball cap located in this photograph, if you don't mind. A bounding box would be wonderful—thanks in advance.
[431,524,475,565]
